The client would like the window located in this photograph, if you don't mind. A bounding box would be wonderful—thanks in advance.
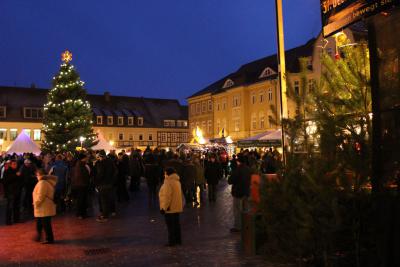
[137,117,143,126]
[234,119,240,132]
[308,79,315,93]
[190,122,195,132]
[177,120,187,127]
[171,133,179,143]
[251,94,256,104]
[0,107,6,118]
[268,89,273,101]
[223,79,234,89]
[10,129,17,141]
[129,134,134,141]
[208,100,213,111]
[0,129,7,140]
[24,129,31,139]
[164,120,176,127]
[222,100,226,110]
[251,114,257,129]
[207,120,212,134]
[216,102,220,111]
[294,81,300,95]
[161,133,167,142]
[202,121,206,131]
[107,116,113,125]
[128,117,134,126]
[216,119,221,134]
[24,107,43,119]
[139,134,143,141]
[97,116,103,125]
[196,103,201,114]
[259,112,265,129]
[118,133,124,141]
[190,104,195,115]
[259,67,276,78]
[202,102,207,113]
[34,129,41,141]
[118,116,124,126]
[149,134,153,141]
[259,92,264,103]
[233,95,240,107]
[182,133,188,142]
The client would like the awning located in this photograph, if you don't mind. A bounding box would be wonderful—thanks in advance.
[237,130,282,148]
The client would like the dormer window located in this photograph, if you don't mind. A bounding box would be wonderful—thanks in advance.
[128,117,134,126]
[107,116,113,125]
[97,116,103,125]
[118,116,124,126]
[0,106,6,118]
[164,120,176,127]
[137,117,143,126]
[222,79,234,89]
[259,67,276,79]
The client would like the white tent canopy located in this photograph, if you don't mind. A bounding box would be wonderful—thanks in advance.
[91,131,115,151]
[237,129,282,148]
[6,131,41,155]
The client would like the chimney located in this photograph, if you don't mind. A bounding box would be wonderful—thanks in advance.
[104,91,111,102]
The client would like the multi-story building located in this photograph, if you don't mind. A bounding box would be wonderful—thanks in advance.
[188,27,366,142]
[0,87,189,151]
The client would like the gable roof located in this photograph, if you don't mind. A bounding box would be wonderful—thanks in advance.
[188,38,316,99]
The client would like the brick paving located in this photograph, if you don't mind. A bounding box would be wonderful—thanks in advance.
[0,180,284,267]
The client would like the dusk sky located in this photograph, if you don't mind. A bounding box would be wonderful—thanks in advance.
[0,1,322,104]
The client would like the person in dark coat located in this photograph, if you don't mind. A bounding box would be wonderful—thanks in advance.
[116,152,130,203]
[182,159,196,205]
[19,159,37,217]
[144,154,159,207]
[228,155,251,232]
[2,160,23,225]
[129,151,144,192]
[204,154,222,202]
[94,151,117,222]
[71,153,91,219]
[49,154,68,213]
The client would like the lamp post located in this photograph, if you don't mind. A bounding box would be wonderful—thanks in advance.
[79,136,85,148]
[275,0,288,165]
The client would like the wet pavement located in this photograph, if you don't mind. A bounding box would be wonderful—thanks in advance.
[0,179,283,267]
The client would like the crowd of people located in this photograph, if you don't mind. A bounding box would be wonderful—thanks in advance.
[0,146,281,246]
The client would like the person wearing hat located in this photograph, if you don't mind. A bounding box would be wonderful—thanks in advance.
[94,150,117,222]
[71,153,91,219]
[159,167,183,246]
[228,154,251,233]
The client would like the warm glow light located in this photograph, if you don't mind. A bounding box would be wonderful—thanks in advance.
[62,50,73,63]
[225,136,233,144]
[109,140,114,146]
[191,126,206,145]
[0,139,3,145]
[79,136,85,142]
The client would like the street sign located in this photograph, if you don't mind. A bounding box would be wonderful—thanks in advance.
[321,0,400,37]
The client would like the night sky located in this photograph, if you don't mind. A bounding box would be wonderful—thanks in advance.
[0,1,322,104]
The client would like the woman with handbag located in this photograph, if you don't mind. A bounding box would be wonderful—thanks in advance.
[32,169,57,244]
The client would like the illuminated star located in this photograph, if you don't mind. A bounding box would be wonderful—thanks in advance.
[61,50,73,63]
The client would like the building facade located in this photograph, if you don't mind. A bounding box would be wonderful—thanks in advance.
[187,28,364,142]
[0,87,189,151]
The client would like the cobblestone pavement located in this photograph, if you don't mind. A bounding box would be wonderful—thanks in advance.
[0,179,283,267]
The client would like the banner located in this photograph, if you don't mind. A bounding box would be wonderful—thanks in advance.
[321,0,400,37]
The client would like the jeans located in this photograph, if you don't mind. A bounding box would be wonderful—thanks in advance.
[164,213,181,245]
[36,216,54,242]
[233,197,248,230]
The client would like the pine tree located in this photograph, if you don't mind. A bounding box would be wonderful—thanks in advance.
[42,50,97,152]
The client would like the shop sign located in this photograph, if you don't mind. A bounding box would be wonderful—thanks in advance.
[321,0,400,36]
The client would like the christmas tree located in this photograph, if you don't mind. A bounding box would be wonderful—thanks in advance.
[42,50,97,152]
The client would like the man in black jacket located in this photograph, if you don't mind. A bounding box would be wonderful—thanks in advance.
[94,151,117,222]
[71,153,91,219]
[2,160,23,225]
[205,154,222,202]
[228,154,251,232]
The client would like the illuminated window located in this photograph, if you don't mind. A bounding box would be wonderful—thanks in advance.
[128,117,134,126]
[233,95,240,107]
[24,129,31,138]
[33,129,41,141]
[118,116,124,126]
[137,117,143,126]
[0,129,7,140]
[24,107,43,119]
[164,120,176,127]
[161,133,167,142]
[107,116,113,125]
[118,133,124,141]
[97,116,103,125]
[10,129,17,141]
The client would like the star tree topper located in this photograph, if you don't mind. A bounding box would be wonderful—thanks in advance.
[61,50,73,63]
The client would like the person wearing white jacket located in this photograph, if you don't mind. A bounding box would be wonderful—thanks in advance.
[32,169,57,244]
[159,167,183,247]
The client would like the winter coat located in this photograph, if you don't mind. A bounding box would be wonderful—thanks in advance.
[71,161,91,188]
[182,162,196,189]
[159,173,183,214]
[33,175,57,218]
[205,161,222,185]
[228,164,251,198]
[129,157,144,178]
[94,158,117,188]
[19,164,37,188]
[49,160,68,192]
[145,164,160,186]
[193,162,206,185]
[2,168,23,197]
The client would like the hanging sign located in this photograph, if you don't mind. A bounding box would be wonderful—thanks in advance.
[321,0,400,37]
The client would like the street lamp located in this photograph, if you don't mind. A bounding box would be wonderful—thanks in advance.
[79,136,85,148]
